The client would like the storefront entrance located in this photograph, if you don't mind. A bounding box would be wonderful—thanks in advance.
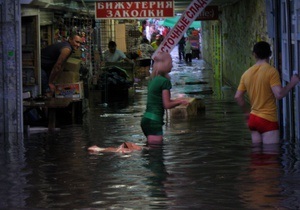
[276,0,300,141]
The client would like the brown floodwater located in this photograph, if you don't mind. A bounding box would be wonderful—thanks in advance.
[1,57,300,209]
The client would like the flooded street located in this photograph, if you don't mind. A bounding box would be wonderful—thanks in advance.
[1,50,300,209]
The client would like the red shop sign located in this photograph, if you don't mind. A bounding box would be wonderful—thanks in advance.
[196,6,218,20]
[95,0,174,19]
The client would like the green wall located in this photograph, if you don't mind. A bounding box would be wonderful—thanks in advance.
[201,0,271,88]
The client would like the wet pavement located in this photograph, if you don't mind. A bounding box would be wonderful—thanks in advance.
[1,48,300,209]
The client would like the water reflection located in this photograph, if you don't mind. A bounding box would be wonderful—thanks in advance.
[142,147,169,208]
[237,143,282,209]
[280,142,300,208]
[0,134,27,208]
[2,58,300,209]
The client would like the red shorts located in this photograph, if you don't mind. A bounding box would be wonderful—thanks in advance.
[248,114,279,134]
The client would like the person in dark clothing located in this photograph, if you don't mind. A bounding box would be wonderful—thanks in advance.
[185,38,192,64]
[41,33,82,95]
[178,36,185,61]
[137,38,154,79]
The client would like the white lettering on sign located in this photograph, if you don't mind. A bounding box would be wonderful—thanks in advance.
[153,0,213,57]
[141,2,148,9]
[105,9,165,18]
[96,1,174,19]
[166,1,173,8]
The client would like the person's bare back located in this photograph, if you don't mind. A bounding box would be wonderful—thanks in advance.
[88,142,144,154]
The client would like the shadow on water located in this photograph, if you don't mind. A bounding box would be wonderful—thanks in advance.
[2,55,300,209]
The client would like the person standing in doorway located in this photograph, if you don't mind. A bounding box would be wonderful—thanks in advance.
[141,52,189,145]
[41,33,82,95]
[234,41,299,145]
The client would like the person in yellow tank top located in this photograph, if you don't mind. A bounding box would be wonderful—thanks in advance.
[235,41,299,145]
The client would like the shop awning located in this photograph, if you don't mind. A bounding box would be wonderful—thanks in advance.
[158,16,201,28]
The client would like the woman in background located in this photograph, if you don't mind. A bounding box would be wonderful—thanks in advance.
[137,38,155,79]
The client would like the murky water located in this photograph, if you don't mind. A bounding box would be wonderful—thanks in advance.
[1,56,300,209]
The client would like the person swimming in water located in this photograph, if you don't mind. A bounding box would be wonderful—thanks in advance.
[88,142,145,154]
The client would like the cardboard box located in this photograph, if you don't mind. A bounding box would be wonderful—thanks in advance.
[169,98,205,119]
[115,24,127,53]
[54,71,80,84]
[64,57,82,72]
[72,50,81,59]
[55,81,84,99]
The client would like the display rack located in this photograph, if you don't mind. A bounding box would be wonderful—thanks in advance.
[22,15,39,97]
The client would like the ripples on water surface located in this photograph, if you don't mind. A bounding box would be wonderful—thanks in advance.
[2,60,300,209]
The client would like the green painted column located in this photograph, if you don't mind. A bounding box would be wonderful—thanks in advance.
[213,23,221,80]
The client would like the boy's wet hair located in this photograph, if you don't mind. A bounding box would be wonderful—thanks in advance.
[108,41,117,48]
[253,41,272,59]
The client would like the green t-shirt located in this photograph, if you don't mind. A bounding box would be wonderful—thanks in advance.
[144,75,172,123]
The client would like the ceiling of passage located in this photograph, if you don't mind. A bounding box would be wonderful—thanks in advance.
[174,0,239,14]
